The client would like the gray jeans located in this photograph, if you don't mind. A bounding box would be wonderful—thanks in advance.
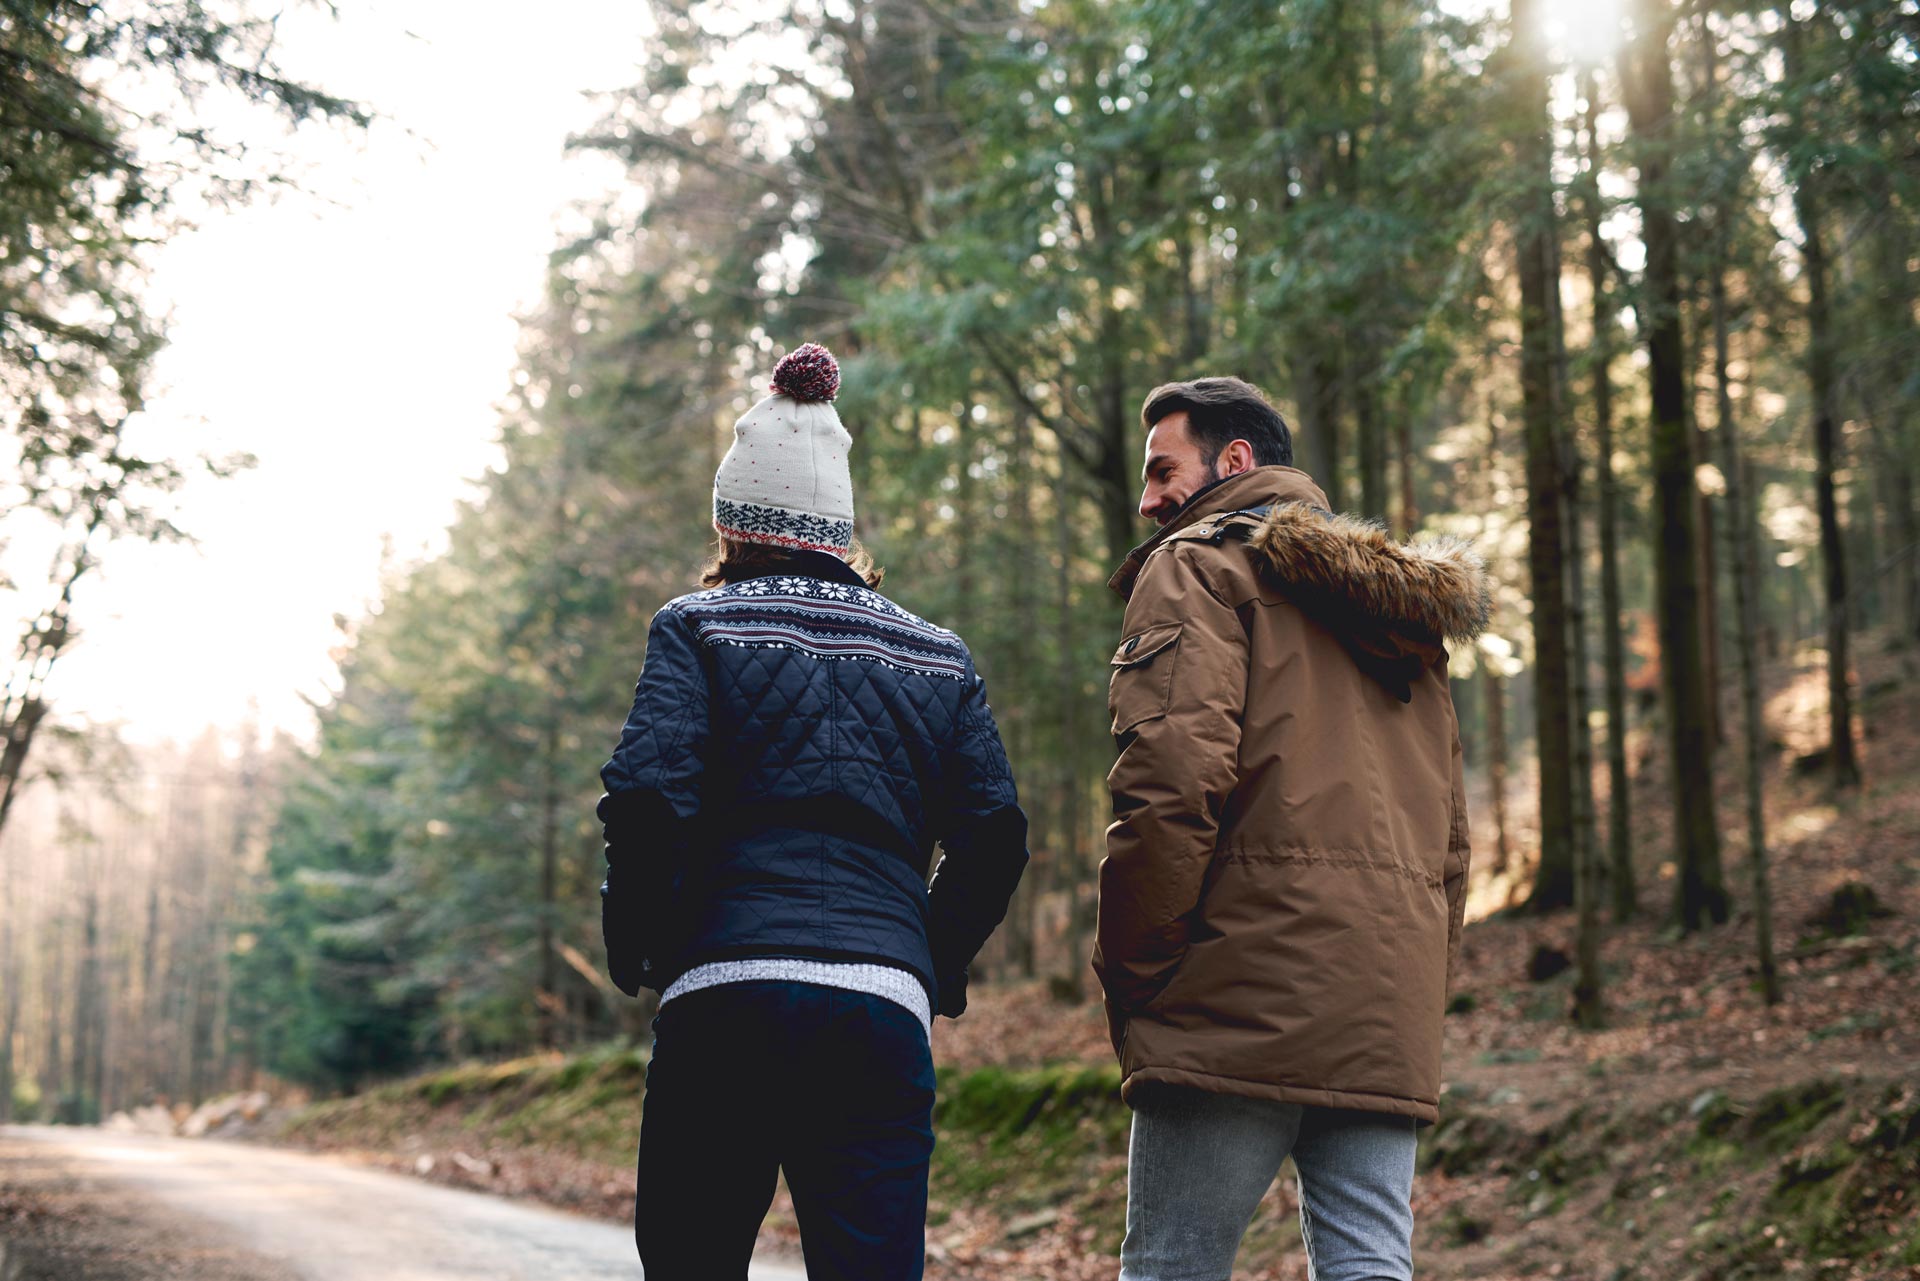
[1119,1087,1418,1281]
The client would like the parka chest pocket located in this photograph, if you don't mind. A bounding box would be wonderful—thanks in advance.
[1109,622,1182,736]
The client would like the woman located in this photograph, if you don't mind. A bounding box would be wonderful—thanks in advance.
[597,342,1028,1281]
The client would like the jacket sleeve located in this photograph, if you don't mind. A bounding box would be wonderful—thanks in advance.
[597,605,710,997]
[1443,701,1471,991]
[1095,545,1248,1016]
[925,657,1028,1019]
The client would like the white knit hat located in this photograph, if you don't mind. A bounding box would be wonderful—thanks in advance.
[712,342,855,555]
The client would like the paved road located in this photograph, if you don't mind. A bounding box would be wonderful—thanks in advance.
[4,1126,807,1281]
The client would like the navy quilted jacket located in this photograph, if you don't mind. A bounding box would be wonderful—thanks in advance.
[598,550,1028,1015]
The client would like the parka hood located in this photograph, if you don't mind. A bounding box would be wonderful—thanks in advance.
[1111,466,1489,702]
[1112,465,1490,646]
[1248,504,1491,646]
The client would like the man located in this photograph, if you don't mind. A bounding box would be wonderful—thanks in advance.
[1095,377,1488,1281]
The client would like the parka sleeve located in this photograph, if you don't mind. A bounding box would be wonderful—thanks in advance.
[597,605,711,996]
[1095,545,1248,1016]
[925,658,1029,1019]
[1443,704,1472,990]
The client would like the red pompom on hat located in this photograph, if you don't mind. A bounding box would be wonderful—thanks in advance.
[770,342,840,403]
[713,339,855,554]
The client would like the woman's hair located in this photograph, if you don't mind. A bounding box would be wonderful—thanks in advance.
[698,537,885,589]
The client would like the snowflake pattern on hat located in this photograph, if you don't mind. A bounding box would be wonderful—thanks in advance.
[713,497,855,554]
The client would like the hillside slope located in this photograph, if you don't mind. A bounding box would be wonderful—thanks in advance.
[274,641,1920,1280]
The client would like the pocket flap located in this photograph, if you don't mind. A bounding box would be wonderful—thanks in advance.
[1109,623,1183,735]
[1110,622,1182,669]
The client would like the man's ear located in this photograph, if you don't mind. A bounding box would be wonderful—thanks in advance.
[1222,439,1257,476]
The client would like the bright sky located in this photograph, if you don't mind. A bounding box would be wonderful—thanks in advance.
[45,1,655,746]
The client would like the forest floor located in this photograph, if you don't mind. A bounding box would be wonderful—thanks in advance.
[259,637,1920,1280]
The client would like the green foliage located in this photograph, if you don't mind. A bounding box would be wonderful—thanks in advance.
[1750,1091,1920,1267]
[286,1041,649,1168]
[933,1061,1124,1144]
[234,0,1920,1077]
[927,1061,1130,1240]
[228,624,435,1090]
[8,1073,42,1122]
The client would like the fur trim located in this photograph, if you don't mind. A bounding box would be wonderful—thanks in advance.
[1246,505,1492,643]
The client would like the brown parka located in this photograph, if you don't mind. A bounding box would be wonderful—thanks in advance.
[1095,466,1490,1125]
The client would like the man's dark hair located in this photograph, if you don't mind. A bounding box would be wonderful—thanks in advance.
[1142,377,1293,469]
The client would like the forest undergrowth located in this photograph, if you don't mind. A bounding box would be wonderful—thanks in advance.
[269,637,1920,1281]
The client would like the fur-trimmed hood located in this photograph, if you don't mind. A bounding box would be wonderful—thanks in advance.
[1247,504,1491,645]
[1109,467,1489,700]
[1112,466,1490,645]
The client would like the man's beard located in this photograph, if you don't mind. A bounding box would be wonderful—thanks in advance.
[1162,461,1226,526]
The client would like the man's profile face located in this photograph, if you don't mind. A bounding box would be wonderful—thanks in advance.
[1140,412,1228,527]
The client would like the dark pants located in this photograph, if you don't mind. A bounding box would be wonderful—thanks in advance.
[635,980,936,1281]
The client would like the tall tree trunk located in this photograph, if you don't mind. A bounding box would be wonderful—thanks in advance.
[956,401,977,621]
[1397,409,1420,538]
[1871,221,1920,651]
[1555,263,1604,1026]
[1086,148,1144,581]
[1484,406,1515,887]
[1703,16,1779,1001]
[142,872,162,1064]
[1713,246,1782,1007]
[1356,362,1389,523]
[1486,670,1513,882]
[1849,482,1877,636]
[1580,70,1637,921]
[89,896,109,1122]
[1785,6,1862,791]
[1274,95,1342,508]
[1006,407,1040,980]
[43,907,64,1116]
[72,889,101,1121]
[1056,483,1089,1001]
[1510,0,1575,912]
[0,916,15,1123]
[1177,219,1208,364]
[1623,0,1728,931]
[1888,460,1920,650]
[1297,345,1347,510]
[1689,7,1735,760]
[538,715,560,1049]
[1694,388,1725,750]
[1568,602,1606,1015]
